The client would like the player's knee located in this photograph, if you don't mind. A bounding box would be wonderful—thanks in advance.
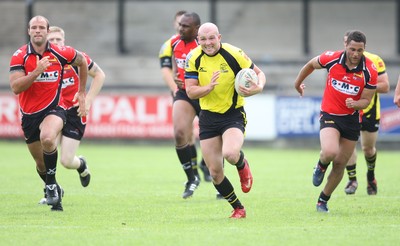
[174,129,188,143]
[223,150,238,164]
[59,155,73,169]
[362,146,375,156]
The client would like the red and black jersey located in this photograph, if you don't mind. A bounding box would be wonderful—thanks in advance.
[318,50,377,115]
[9,42,77,115]
[159,34,198,90]
[61,51,93,109]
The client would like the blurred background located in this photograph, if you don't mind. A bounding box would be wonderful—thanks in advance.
[1,0,400,147]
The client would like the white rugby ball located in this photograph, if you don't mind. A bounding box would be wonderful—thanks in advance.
[235,68,258,97]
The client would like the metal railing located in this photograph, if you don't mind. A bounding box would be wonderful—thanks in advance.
[17,0,400,56]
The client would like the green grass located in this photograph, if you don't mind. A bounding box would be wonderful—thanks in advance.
[0,140,399,245]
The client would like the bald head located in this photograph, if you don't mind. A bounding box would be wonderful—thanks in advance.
[28,15,49,30]
[197,22,221,56]
[198,22,219,36]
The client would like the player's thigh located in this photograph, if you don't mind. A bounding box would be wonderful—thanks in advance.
[319,127,340,160]
[40,115,64,141]
[200,137,223,170]
[173,100,196,130]
[337,137,358,167]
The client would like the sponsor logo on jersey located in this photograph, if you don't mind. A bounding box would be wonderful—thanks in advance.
[35,71,59,82]
[331,79,360,95]
[342,76,350,82]
[199,67,207,72]
[220,63,229,73]
[62,77,75,88]
[176,58,186,69]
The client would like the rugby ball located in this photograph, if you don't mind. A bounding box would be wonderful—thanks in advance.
[235,68,258,97]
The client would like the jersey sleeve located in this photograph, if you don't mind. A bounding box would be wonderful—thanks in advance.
[366,64,378,89]
[184,49,199,80]
[81,51,94,70]
[318,50,337,68]
[374,56,386,75]
[9,48,26,73]
[60,45,78,65]
[159,38,173,68]
[236,48,253,69]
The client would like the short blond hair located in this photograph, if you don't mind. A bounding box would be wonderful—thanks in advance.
[49,26,65,38]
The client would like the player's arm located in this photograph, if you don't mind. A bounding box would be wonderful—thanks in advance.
[243,64,266,96]
[10,55,51,95]
[71,51,88,116]
[346,88,375,110]
[161,66,178,93]
[394,75,400,107]
[85,62,105,110]
[294,56,321,97]
[186,71,220,99]
[373,56,390,94]
[376,72,390,94]
[159,39,178,94]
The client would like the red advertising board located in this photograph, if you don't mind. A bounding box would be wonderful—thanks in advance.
[0,93,177,139]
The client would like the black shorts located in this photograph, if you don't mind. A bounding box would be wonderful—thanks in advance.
[21,106,67,144]
[199,107,247,140]
[173,88,201,116]
[319,111,360,141]
[62,107,86,140]
[361,114,379,132]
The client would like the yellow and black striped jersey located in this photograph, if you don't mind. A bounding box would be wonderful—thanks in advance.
[363,51,386,120]
[185,43,253,113]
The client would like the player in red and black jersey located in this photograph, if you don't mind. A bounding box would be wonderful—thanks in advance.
[33,26,105,206]
[294,30,377,213]
[159,12,212,199]
[9,16,88,211]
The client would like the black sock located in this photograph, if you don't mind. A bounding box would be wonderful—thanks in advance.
[365,152,377,182]
[235,150,245,170]
[214,176,243,209]
[346,164,357,181]
[317,191,330,204]
[36,168,46,183]
[43,148,58,185]
[77,157,86,173]
[176,145,195,181]
[318,160,330,170]
[189,144,199,176]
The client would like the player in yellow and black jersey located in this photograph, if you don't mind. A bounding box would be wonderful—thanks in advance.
[185,22,266,218]
[343,32,390,196]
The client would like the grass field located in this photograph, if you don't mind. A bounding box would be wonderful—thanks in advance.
[0,140,399,245]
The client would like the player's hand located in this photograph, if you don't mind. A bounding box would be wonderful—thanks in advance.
[345,98,356,109]
[35,56,51,74]
[207,71,220,91]
[394,95,400,108]
[239,77,261,97]
[174,73,184,89]
[73,92,87,117]
[295,83,306,97]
